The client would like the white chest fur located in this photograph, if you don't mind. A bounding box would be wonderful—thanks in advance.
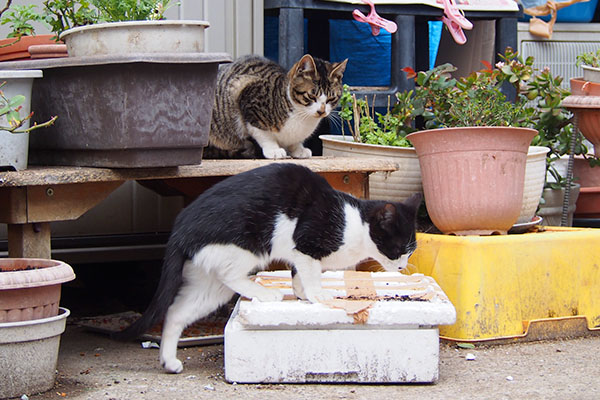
[276,108,322,148]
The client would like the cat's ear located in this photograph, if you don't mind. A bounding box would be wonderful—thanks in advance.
[292,54,317,79]
[330,59,348,82]
[402,193,423,216]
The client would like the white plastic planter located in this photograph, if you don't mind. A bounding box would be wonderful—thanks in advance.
[320,134,422,202]
[0,69,42,170]
[582,65,600,83]
[0,308,70,398]
[60,20,210,57]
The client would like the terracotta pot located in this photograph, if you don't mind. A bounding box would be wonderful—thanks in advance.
[574,186,600,218]
[0,35,63,61]
[573,155,600,187]
[28,43,68,59]
[406,126,537,235]
[320,134,422,202]
[0,259,75,323]
[564,79,600,158]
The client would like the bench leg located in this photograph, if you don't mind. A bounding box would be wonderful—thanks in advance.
[8,222,51,259]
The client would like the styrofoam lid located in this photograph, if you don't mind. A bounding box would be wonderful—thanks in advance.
[237,271,457,329]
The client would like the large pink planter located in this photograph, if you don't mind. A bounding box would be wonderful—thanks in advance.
[406,127,537,235]
[564,78,600,158]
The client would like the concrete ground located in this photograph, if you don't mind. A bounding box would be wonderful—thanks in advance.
[27,323,600,400]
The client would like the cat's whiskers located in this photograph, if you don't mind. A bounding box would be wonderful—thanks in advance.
[327,111,343,132]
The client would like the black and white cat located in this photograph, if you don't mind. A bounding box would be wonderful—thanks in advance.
[113,163,421,373]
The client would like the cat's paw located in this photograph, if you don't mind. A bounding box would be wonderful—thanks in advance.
[305,288,334,304]
[290,146,312,159]
[161,357,184,374]
[263,147,288,159]
[254,288,284,302]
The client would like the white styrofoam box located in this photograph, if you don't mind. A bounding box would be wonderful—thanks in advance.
[224,271,456,384]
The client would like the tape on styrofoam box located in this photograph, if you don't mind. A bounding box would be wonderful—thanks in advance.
[225,271,456,383]
[238,270,456,328]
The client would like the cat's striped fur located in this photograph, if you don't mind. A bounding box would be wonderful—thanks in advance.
[206,54,347,159]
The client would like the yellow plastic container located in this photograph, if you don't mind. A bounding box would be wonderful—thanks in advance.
[408,227,600,342]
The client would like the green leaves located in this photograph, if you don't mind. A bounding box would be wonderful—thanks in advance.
[91,0,173,22]
[43,0,100,37]
[576,49,600,68]
[0,4,51,38]
[338,84,415,147]
[0,83,57,134]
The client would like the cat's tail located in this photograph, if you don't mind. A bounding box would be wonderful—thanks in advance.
[111,246,186,342]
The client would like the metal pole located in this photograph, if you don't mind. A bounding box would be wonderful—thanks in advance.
[561,113,578,226]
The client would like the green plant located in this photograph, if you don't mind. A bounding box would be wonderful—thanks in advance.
[92,0,174,22]
[42,0,175,38]
[339,85,415,147]
[0,81,57,134]
[576,49,600,68]
[42,0,100,38]
[340,48,599,189]
[0,4,50,38]
[408,49,537,129]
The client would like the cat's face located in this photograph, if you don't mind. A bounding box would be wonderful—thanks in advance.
[288,54,348,119]
[368,194,422,271]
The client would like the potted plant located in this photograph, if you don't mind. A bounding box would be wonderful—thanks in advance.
[0,2,67,61]
[321,85,422,203]
[0,72,57,170]
[404,50,558,235]
[0,0,230,168]
[575,48,600,83]
[44,0,209,57]
[556,50,600,223]
[0,258,74,398]
[326,50,559,233]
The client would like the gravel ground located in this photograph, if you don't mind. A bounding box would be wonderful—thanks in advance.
[25,323,600,400]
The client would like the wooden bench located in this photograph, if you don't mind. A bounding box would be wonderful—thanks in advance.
[0,157,398,259]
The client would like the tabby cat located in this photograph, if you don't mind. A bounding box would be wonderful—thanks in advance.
[206,54,348,159]
[113,163,421,374]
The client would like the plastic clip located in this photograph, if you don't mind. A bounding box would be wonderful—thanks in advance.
[352,0,398,36]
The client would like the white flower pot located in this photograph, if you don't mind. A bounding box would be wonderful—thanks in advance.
[320,134,422,202]
[0,70,42,170]
[60,20,210,57]
[518,146,550,224]
[582,65,600,83]
[0,308,70,398]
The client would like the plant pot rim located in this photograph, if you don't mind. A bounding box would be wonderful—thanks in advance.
[406,126,537,156]
[406,125,538,137]
[582,64,600,71]
[528,145,550,156]
[0,258,75,290]
[59,19,211,40]
[0,306,69,330]
[319,134,415,151]
[0,69,42,79]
